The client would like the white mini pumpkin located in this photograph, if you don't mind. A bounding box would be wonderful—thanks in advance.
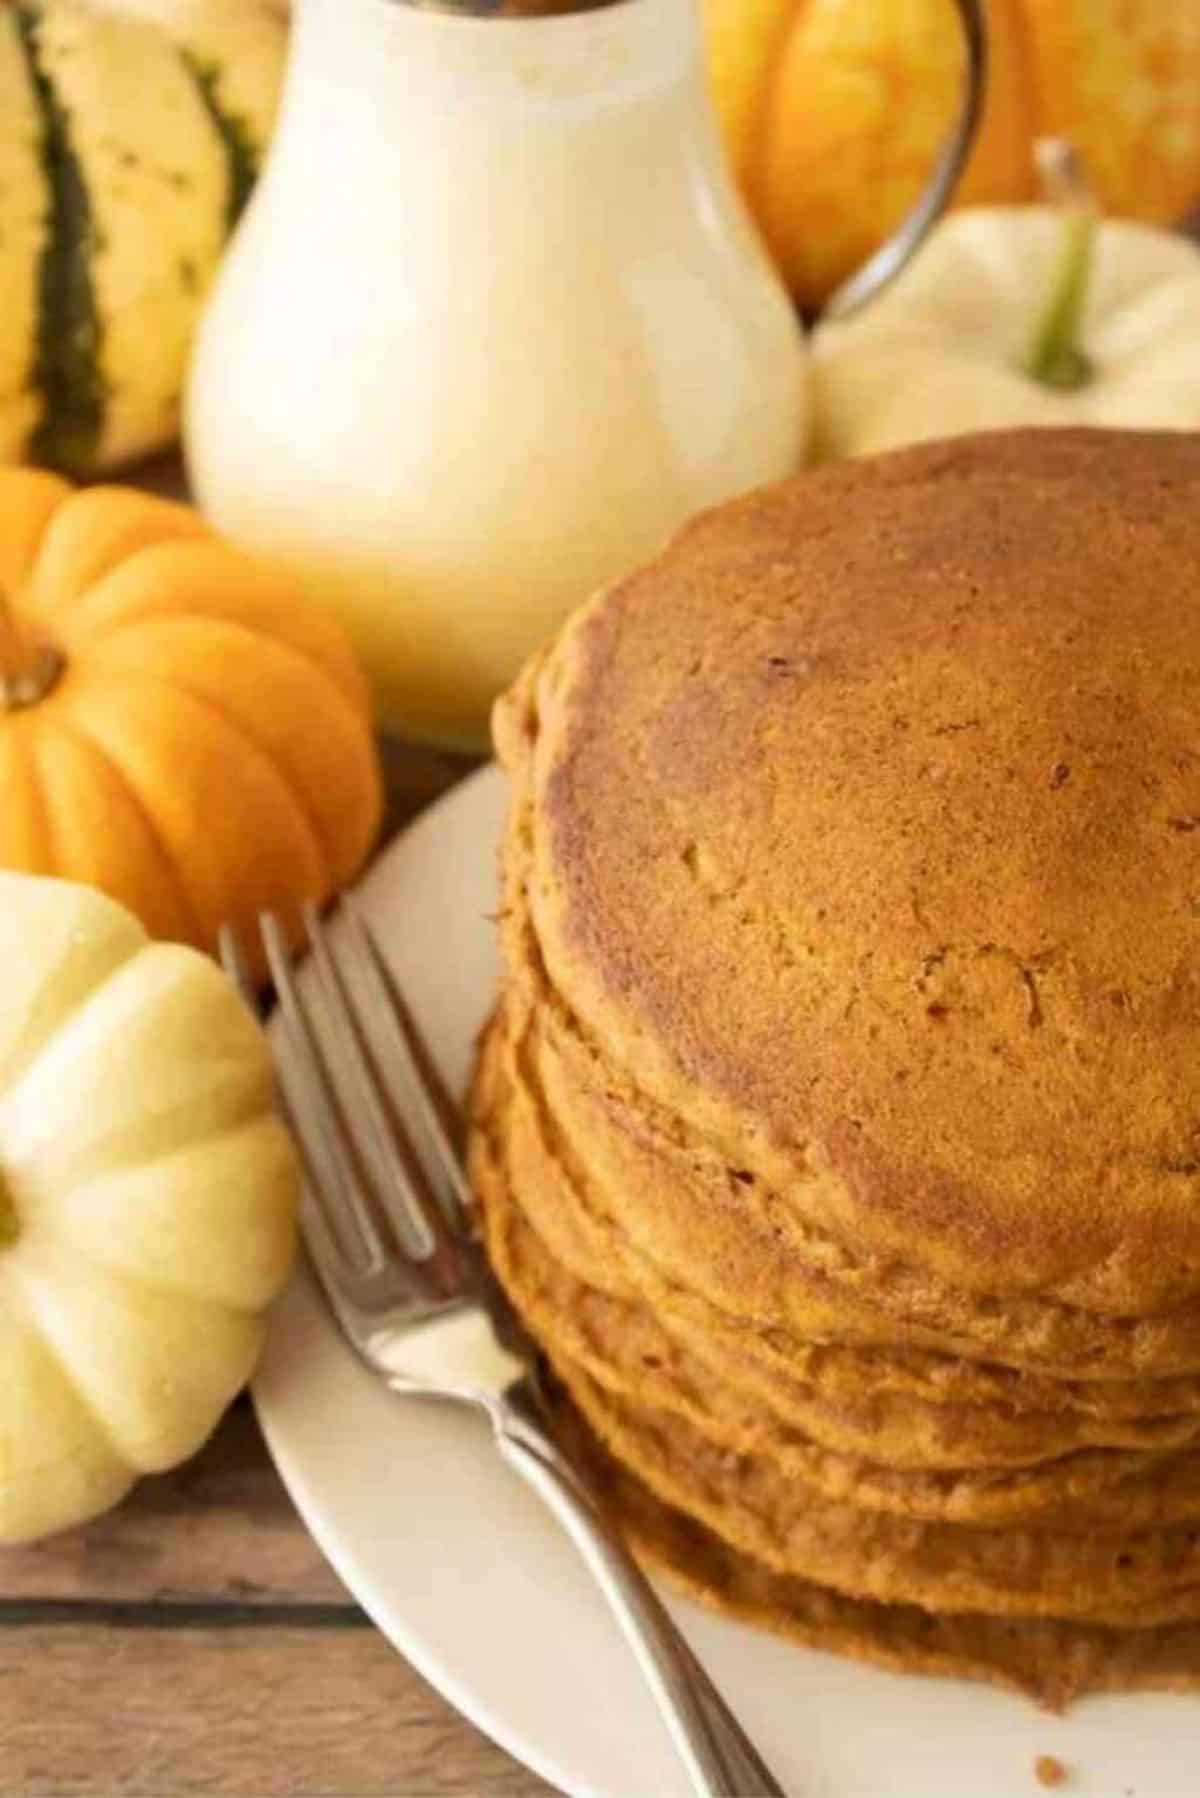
[811,206,1200,459]
[0,871,297,1542]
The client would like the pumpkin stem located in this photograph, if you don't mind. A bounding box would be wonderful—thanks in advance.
[1023,138,1098,392]
[0,588,63,709]
[0,1171,16,1248]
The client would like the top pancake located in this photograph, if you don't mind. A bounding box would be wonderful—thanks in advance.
[494,429,1200,1317]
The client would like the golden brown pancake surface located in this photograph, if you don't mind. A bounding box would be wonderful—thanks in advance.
[496,429,1200,1315]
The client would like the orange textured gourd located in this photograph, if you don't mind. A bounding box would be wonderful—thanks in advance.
[703,0,1200,310]
[0,469,382,963]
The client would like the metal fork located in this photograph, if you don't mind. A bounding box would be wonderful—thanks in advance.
[220,901,787,1798]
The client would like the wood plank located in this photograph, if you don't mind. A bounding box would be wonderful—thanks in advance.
[0,1403,343,1608]
[0,1623,554,1798]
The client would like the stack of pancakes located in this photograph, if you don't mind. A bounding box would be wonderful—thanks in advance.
[468,428,1200,1706]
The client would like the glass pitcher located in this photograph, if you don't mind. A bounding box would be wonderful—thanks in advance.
[186,0,982,751]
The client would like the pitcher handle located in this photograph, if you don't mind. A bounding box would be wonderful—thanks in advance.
[819,0,987,322]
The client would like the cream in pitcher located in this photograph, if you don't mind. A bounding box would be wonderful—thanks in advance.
[186,0,806,747]
[186,0,980,749]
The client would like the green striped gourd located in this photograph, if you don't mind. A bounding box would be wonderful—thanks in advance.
[0,0,286,476]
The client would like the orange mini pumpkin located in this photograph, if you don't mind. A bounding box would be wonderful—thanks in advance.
[704,0,1200,310]
[0,469,382,961]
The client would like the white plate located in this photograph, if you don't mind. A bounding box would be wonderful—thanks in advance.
[254,764,1197,1798]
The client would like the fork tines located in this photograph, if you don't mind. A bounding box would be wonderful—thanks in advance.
[218,902,473,1300]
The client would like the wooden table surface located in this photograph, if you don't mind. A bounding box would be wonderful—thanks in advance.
[0,741,554,1798]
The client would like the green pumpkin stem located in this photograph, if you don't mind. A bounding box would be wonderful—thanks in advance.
[1024,138,1098,392]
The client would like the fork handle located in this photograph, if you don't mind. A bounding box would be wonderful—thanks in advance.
[491,1391,787,1798]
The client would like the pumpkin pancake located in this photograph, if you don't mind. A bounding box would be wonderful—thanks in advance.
[494,428,1200,1319]
[551,1398,1200,1711]
[476,1008,1200,1440]
[508,957,1200,1378]
[553,1358,1200,1628]
[474,426,1200,1701]
[473,1107,1200,1530]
